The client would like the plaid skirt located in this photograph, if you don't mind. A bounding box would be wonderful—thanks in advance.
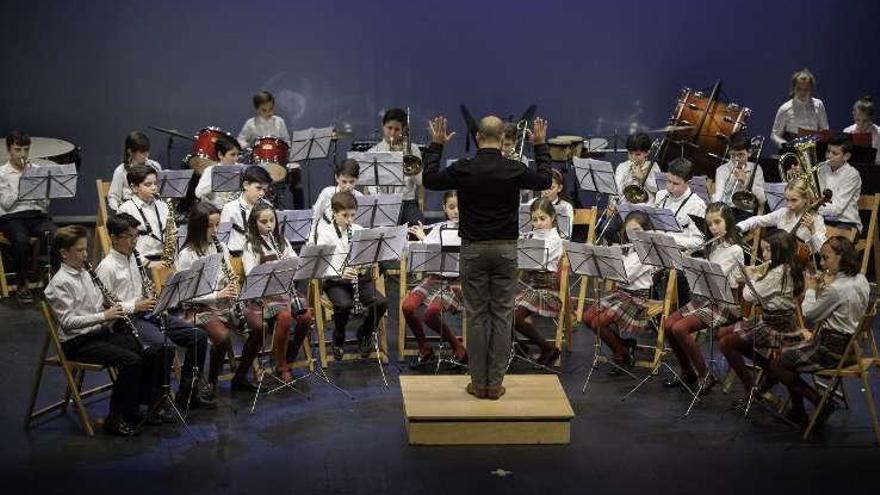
[597,289,652,336]
[679,297,741,329]
[516,271,561,318]
[411,274,463,313]
[781,330,854,373]
[245,292,309,321]
[184,303,235,328]
[731,309,805,358]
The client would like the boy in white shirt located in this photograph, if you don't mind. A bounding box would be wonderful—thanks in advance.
[315,191,388,360]
[219,165,272,253]
[107,131,162,212]
[310,159,364,242]
[237,90,289,149]
[713,134,765,221]
[365,108,424,224]
[0,131,56,303]
[615,132,661,204]
[818,134,863,237]
[195,135,242,209]
[117,164,171,263]
[653,158,707,251]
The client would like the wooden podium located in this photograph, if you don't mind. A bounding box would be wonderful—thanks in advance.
[400,374,574,445]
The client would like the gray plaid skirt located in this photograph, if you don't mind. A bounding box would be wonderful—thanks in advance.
[516,271,562,318]
[781,330,854,372]
[597,289,652,336]
[679,297,741,329]
[731,309,805,358]
[411,274,463,313]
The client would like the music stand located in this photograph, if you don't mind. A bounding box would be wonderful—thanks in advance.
[621,230,687,401]
[654,173,711,204]
[348,151,405,189]
[345,225,408,388]
[291,127,335,206]
[565,242,639,391]
[212,165,247,193]
[679,255,735,416]
[617,203,683,233]
[236,257,305,411]
[19,164,77,276]
[355,194,403,228]
[573,157,619,244]
[277,209,313,244]
[156,170,194,199]
[764,182,787,212]
[175,224,188,251]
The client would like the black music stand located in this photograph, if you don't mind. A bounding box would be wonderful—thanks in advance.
[573,157,619,244]
[680,255,735,417]
[406,242,465,372]
[19,164,77,277]
[277,209,313,245]
[175,224,188,252]
[345,225,408,388]
[654,172,710,204]
[565,242,637,392]
[236,257,306,412]
[355,194,403,228]
[157,170,194,199]
[764,182,787,212]
[348,151,405,190]
[215,222,234,245]
[212,165,247,193]
[290,127,335,206]
[289,245,354,400]
[617,204,683,233]
[621,230,685,401]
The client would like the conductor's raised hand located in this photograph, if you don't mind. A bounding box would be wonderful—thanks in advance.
[429,116,456,145]
[530,117,548,145]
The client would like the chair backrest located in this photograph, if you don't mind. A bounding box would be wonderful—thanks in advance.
[572,208,598,244]
[96,180,111,228]
[856,193,880,276]
[39,301,67,361]
[95,226,111,259]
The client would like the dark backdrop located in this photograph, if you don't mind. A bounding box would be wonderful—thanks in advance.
[2,0,879,217]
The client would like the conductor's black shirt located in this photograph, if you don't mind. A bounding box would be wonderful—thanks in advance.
[422,143,553,242]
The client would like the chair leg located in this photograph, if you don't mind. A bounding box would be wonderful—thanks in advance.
[0,251,9,299]
[803,376,840,441]
[860,370,880,446]
[24,335,51,430]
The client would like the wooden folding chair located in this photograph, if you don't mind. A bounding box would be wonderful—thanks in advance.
[636,268,679,370]
[311,266,389,368]
[853,193,880,278]
[803,296,880,444]
[571,207,598,320]
[24,302,116,437]
[95,225,111,260]
[94,180,112,260]
[0,233,43,298]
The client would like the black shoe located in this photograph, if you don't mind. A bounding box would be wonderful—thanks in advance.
[358,336,374,358]
[409,350,436,370]
[16,288,34,304]
[146,405,176,425]
[231,377,259,393]
[622,337,638,357]
[179,386,217,410]
[199,380,217,400]
[812,401,839,429]
[331,343,344,361]
[607,353,635,376]
[103,415,138,436]
[537,347,561,367]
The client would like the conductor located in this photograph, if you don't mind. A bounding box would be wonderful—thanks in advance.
[422,114,552,399]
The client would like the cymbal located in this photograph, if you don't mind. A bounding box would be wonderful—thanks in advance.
[646,124,695,134]
[149,126,195,141]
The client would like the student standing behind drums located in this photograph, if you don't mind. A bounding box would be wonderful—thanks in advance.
[107,131,162,212]
[771,68,830,149]
[843,96,880,164]
[236,90,289,150]
[195,135,243,210]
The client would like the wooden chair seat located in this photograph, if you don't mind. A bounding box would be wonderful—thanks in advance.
[815,357,876,378]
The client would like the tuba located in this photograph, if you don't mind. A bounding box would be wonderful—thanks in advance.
[778,136,822,199]
[622,138,662,204]
[402,107,422,176]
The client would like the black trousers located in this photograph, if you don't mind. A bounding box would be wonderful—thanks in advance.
[62,327,167,420]
[322,277,388,345]
[0,210,56,287]
[133,313,207,389]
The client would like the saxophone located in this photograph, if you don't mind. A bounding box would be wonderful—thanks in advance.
[345,228,365,315]
[83,260,147,351]
[212,235,245,325]
[161,196,177,266]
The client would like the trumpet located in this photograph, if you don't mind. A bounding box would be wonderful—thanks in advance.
[402,107,422,176]
[511,119,533,164]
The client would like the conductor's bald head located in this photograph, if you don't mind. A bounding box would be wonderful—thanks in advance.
[476,116,504,149]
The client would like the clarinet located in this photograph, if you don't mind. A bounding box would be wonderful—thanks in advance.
[345,228,365,315]
[212,235,246,325]
[83,260,147,351]
[132,248,156,299]
[268,234,307,315]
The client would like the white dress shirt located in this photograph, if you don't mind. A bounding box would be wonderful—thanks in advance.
[802,273,870,335]
[620,248,655,291]
[315,220,363,278]
[653,187,707,250]
[0,162,50,216]
[195,164,242,210]
[742,265,797,312]
[237,115,289,149]
[44,263,109,342]
[176,242,234,305]
[96,249,147,314]
[242,234,297,275]
[364,140,423,200]
[817,162,862,231]
[106,160,162,212]
[309,185,366,242]
[708,241,745,288]
[615,160,661,204]
[422,220,460,278]
[117,195,170,258]
[843,123,880,164]
[712,160,766,207]
[771,97,829,147]
[736,207,826,253]
[219,194,259,252]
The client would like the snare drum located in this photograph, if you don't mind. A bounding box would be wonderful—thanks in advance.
[251,136,289,183]
[186,127,235,175]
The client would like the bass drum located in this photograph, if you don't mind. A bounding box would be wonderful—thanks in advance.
[186,127,235,175]
[661,88,750,176]
[0,137,81,168]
